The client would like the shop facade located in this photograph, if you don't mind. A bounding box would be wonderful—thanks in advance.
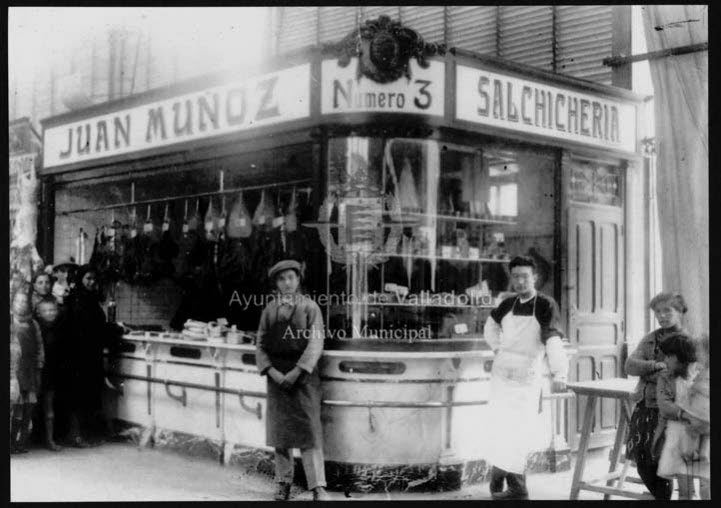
[39,18,645,491]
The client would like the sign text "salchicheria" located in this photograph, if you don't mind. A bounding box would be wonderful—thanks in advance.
[43,65,311,168]
[456,66,636,153]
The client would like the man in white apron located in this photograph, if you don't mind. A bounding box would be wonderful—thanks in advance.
[483,255,569,499]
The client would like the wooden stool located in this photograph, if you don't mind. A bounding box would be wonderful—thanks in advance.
[567,378,655,500]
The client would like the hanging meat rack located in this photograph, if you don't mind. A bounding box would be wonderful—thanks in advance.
[56,170,312,216]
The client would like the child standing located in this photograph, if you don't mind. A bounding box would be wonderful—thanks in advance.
[35,299,63,451]
[661,334,710,499]
[654,333,699,499]
[10,288,45,454]
[10,314,22,422]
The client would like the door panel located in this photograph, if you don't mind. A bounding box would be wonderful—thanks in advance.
[567,203,625,449]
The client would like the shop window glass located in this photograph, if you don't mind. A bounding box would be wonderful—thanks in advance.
[322,137,556,349]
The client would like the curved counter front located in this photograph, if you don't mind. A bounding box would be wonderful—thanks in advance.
[107,333,574,491]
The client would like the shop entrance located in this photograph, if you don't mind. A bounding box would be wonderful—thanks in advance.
[564,158,625,450]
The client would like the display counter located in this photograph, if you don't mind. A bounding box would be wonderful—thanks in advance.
[107,332,575,491]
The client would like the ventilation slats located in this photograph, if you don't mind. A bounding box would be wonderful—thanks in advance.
[278,7,318,53]
[400,6,446,43]
[556,5,613,84]
[499,6,554,71]
[273,5,618,86]
[318,6,357,44]
[447,6,497,54]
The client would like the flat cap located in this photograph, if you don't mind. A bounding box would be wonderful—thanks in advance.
[268,259,302,280]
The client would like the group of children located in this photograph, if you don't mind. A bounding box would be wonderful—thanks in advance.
[10,272,64,453]
[626,292,710,500]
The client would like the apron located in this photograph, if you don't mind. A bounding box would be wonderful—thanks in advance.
[264,302,323,449]
[485,296,545,473]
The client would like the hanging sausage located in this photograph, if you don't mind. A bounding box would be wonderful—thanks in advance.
[156,202,179,279]
[136,204,159,284]
[275,191,287,253]
[204,196,219,242]
[175,199,203,279]
[121,208,139,282]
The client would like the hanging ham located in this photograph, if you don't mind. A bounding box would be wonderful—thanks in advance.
[398,157,421,212]
[226,191,253,239]
[220,191,252,286]
[252,189,274,229]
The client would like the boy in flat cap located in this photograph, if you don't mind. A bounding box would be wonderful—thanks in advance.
[255,260,329,501]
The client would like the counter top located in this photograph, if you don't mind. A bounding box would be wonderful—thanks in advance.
[121,333,575,359]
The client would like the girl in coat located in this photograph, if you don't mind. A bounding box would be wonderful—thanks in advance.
[654,333,698,499]
[10,288,44,454]
[255,260,329,501]
[64,265,108,446]
[625,292,688,499]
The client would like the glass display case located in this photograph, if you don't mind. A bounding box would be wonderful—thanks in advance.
[315,136,557,348]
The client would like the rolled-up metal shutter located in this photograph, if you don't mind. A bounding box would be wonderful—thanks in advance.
[499,6,554,71]
[447,6,497,56]
[278,7,318,53]
[360,6,401,22]
[319,6,358,45]
[400,6,445,43]
[556,5,613,85]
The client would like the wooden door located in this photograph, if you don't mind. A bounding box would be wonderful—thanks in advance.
[563,156,626,450]
[566,205,625,449]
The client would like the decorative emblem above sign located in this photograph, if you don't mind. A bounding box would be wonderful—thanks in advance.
[334,15,445,84]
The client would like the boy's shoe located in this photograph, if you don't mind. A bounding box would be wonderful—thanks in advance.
[491,489,529,500]
[489,466,506,495]
[491,472,529,500]
[312,487,330,501]
[274,482,292,501]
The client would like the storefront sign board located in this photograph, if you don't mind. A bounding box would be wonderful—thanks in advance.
[321,58,444,116]
[456,65,636,153]
[43,64,311,168]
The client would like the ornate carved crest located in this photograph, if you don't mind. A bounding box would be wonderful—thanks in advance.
[334,15,445,84]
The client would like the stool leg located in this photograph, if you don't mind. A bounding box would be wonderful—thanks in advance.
[570,395,597,500]
[617,457,631,489]
[604,402,629,500]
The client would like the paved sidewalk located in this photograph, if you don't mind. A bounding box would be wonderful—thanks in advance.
[11,442,646,501]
